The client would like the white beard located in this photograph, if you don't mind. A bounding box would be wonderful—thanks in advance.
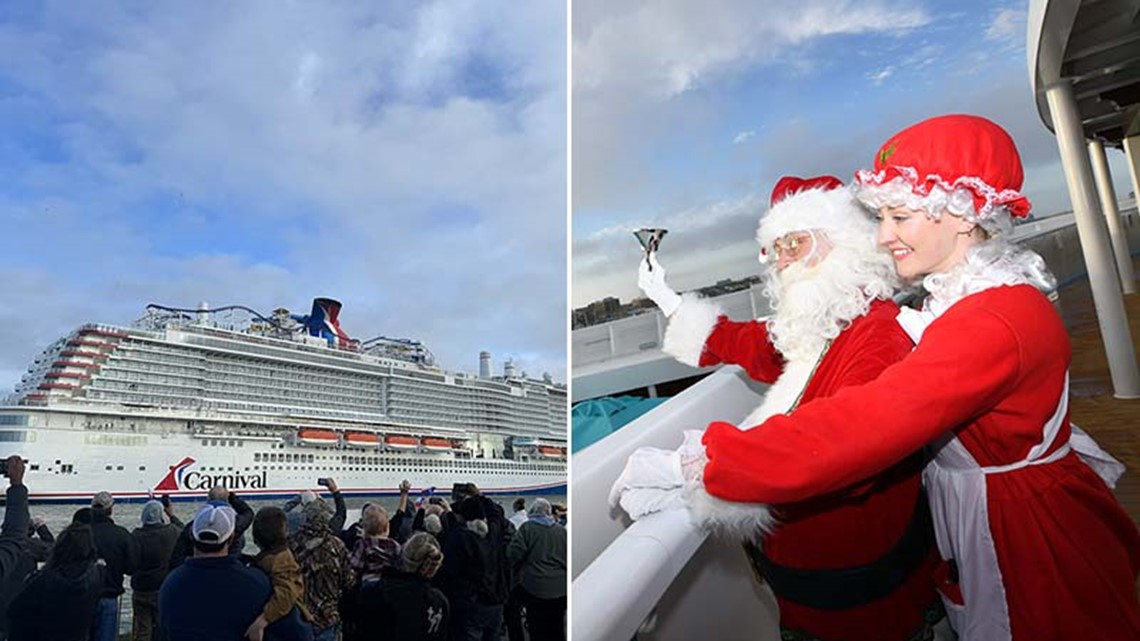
[743,246,888,428]
[738,357,820,429]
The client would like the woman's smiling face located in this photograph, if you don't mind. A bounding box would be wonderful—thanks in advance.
[875,205,975,281]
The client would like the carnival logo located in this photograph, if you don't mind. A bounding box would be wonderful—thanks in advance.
[154,457,196,492]
[153,456,267,492]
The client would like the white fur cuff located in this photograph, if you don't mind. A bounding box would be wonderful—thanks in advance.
[685,481,778,539]
[662,294,721,367]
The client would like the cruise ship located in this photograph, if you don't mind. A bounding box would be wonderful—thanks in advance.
[0,297,567,504]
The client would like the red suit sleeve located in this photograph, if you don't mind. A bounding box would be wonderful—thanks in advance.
[699,316,785,383]
[702,302,1023,504]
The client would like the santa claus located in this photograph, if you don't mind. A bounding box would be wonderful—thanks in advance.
[616,176,944,641]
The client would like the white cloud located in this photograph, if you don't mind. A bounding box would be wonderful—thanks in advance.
[985,8,1024,44]
[574,0,931,100]
[867,66,894,84]
[0,1,568,387]
[732,130,755,144]
[573,0,932,214]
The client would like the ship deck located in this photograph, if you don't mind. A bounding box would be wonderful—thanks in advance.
[1062,256,1140,526]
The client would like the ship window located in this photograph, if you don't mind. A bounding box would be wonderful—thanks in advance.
[0,431,27,442]
[138,466,145,471]
[105,465,112,471]
[30,464,38,471]
[254,453,261,462]
[270,454,278,462]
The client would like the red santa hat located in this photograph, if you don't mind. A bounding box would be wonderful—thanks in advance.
[756,175,869,250]
[853,114,1031,222]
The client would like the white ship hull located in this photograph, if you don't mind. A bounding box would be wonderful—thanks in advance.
[0,407,565,504]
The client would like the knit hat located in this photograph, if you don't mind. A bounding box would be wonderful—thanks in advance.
[192,504,236,543]
[853,114,1030,222]
[756,176,869,254]
[91,491,114,510]
[141,500,165,526]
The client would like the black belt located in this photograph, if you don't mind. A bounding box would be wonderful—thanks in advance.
[745,490,934,611]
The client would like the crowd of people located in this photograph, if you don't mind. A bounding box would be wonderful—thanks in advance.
[0,464,567,641]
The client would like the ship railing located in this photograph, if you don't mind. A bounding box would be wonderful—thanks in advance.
[571,366,770,641]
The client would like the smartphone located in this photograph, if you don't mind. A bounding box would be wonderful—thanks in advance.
[428,497,444,506]
[317,478,332,487]
[161,494,171,508]
[0,458,7,477]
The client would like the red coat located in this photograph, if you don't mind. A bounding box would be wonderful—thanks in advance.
[703,285,1140,640]
[698,298,941,641]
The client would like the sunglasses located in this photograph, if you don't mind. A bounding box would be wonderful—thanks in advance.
[759,231,814,263]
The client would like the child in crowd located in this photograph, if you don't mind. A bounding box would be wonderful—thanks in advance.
[246,506,312,641]
[349,504,401,583]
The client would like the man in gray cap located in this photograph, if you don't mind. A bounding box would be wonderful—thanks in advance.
[89,491,139,641]
[131,499,182,641]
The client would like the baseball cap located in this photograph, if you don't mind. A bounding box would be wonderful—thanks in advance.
[192,504,236,543]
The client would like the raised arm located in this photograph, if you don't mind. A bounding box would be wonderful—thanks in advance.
[0,456,29,581]
[702,304,1023,505]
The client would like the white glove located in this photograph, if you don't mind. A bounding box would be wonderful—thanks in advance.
[677,429,707,483]
[618,488,686,520]
[608,446,683,520]
[638,253,682,317]
[608,430,707,521]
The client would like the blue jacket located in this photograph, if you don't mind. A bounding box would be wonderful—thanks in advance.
[159,554,311,641]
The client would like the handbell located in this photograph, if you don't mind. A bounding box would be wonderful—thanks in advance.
[633,228,668,271]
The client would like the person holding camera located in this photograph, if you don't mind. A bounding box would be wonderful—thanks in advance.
[130,498,183,641]
[283,478,346,538]
[0,455,34,641]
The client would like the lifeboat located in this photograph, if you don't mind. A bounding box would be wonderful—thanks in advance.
[345,432,380,448]
[297,429,339,446]
[385,435,419,449]
[421,437,453,451]
[537,446,567,458]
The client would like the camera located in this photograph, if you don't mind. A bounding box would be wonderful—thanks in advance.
[317,478,332,487]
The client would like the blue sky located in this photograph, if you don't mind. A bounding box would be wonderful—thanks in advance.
[0,1,567,391]
[572,0,1138,307]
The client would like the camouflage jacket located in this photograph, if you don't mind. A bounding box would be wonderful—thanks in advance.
[291,521,355,630]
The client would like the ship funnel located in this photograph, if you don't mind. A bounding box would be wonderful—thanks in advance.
[300,298,352,348]
[504,358,516,379]
[196,301,210,325]
[479,351,492,379]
